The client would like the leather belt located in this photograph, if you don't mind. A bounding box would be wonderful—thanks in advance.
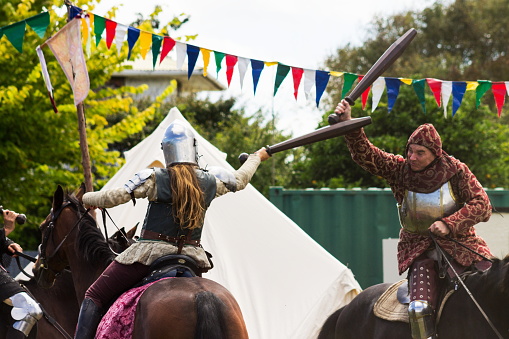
[140,229,201,247]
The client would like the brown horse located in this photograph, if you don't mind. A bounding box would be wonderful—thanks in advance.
[12,225,137,339]
[318,258,509,339]
[32,185,249,339]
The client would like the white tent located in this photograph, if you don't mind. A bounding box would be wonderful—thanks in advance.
[96,107,362,339]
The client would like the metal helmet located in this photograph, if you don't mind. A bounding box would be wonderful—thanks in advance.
[161,120,198,167]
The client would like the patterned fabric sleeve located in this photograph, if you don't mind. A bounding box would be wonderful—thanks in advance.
[442,164,492,236]
[344,129,405,183]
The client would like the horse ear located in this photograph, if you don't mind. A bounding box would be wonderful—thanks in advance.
[75,183,86,202]
[126,223,138,239]
[53,185,65,211]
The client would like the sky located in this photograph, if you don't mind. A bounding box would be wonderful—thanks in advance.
[91,0,438,136]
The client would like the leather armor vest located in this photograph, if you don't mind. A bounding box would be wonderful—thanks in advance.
[141,168,216,241]
[398,181,461,235]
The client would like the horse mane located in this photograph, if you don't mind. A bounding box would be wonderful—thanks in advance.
[66,192,116,268]
[463,255,509,299]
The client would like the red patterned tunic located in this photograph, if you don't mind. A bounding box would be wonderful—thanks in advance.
[344,125,493,274]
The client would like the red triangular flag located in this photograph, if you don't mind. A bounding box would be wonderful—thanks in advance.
[426,78,442,107]
[105,19,117,50]
[159,36,176,63]
[291,67,304,100]
[492,82,507,117]
[357,75,370,109]
[225,54,238,87]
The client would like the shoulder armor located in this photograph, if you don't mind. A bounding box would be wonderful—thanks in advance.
[124,168,154,194]
[207,166,237,192]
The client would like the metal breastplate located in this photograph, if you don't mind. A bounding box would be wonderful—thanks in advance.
[398,182,461,235]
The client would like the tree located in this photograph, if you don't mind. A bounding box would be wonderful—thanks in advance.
[290,0,509,190]
[0,1,186,248]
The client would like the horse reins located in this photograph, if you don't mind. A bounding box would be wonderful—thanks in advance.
[430,233,504,339]
[38,202,90,276]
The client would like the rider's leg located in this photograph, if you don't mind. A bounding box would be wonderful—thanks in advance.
[74,261,151,339]
[4,292,43,338]
[408,257,438,339]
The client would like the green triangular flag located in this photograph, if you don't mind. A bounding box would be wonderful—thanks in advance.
[341,72,358,99]
[0,28,3,39]
[412,79,427,113]
[274,63,290,96]
[475,80,491,108]
[94,15,106,47]
[25,12,50,38]
[151,34,163,69]
[214,51,225,77]
[3,21,26,53]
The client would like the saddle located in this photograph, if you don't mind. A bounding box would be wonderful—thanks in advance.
[374,260,491,324]
[135,254,202,287]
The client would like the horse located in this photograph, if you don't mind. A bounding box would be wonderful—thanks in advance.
[10,224,137,339]
[32,184,249,339]
[318,257,509,339]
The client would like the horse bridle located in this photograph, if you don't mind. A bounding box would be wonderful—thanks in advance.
[38,201,90,276]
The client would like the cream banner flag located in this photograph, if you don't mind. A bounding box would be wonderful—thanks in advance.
[46,18,89,106]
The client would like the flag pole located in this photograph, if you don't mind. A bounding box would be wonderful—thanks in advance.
[64,0,94,193]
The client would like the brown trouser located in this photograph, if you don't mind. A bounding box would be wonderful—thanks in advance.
[85,261,152,309]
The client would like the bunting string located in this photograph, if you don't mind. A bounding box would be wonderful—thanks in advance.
[2,7,509,117]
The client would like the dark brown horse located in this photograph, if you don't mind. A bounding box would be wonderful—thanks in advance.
[32,185,249,339]
[318,258,509,339]
[12,224,137,339]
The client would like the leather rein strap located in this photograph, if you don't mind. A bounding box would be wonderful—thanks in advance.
[430,233,503,339]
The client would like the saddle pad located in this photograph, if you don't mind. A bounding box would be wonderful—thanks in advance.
[373,279,409,323]
[95,277,173,339]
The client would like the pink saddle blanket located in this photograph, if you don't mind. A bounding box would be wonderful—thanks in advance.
[95,277,172,339]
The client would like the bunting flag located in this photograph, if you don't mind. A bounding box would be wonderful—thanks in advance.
[7,7,509,116]
[251,59,264,95]
[214,51,225,77]
[0,12,49,53]
[385,78,401,113]
[200,48,211,76]
[371,77,385,112]
[238,57,249,89]
[292,67,304,100]
[151,34,163,69]
[315,70,330,107]
[412,79,427,113]
[492,82,507,117]
[225,54,238,87]
[274,63,290,96]
[341,73,358,99]
[441,81,452,118]
[451,81,467,117]
[303,69,315,101]
[127,26,140,60]
[44,18,90,106]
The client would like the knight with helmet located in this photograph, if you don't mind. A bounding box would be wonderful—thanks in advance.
[74,119,270,339]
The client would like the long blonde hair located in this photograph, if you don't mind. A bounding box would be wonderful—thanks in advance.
[168,164,206,230]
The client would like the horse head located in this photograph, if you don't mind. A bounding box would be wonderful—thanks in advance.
[33,184,115,289]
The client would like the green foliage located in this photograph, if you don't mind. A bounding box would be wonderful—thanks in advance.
[293,0,509,190]
[0,1,185,248]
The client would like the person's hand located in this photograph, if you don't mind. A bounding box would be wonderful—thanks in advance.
[429,220,450,237]
[334,99,352,122]
[255,147,271,162]
[2,209,18,237]
[7,243,22,257]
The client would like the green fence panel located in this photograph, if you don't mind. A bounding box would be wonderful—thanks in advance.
[269,187,509,289]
